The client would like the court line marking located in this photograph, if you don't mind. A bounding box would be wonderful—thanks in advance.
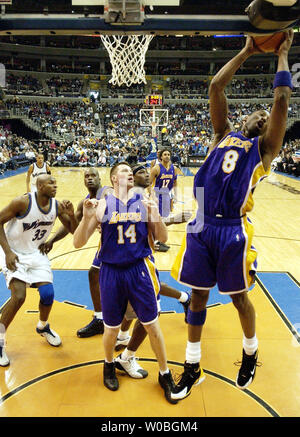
[0,359,279,417]
[255,273,300,344]
[287,272,300,288]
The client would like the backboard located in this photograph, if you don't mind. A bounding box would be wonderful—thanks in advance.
[0,0,298,35]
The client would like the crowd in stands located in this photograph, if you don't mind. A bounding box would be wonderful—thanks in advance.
[3,32,300,51]
[46,77,83,96]
[106,83,145,98]
[0,126,36,174]
[6,98,100,139]
[0,100,299,177]
[168,79,209,97]
[3,57,284,76]
[272,139,300,177]
[5,73,44,95]
[5,71,300,100]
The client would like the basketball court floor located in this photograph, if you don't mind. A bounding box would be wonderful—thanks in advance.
[0,166,299,419]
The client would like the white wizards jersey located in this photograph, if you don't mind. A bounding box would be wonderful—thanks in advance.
[31,162,48,186]
[5,192,58,254]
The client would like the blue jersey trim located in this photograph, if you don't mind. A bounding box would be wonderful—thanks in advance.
[35,192,52,215]
[17,193,32,219]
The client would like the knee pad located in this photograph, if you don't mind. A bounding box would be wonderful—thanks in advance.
[187,308,207,326]
[38,283,54,306]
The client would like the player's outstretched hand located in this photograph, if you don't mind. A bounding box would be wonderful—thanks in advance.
[142,197,160,223]
[82,198,98,218]
[243,35,261,56]
[61,200,75,216]
[275,29,294,56]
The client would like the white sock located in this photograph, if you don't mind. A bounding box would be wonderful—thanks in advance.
[159,368,170,376]
[178,292,189,303]
[37,320,47,329]
[243,334,258,356]
[118,330,130,340]
[186,341,201,364]
[121,348,135,360]
[94,311,103,320]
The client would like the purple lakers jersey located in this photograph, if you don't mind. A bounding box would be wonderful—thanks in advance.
[98,193,152,266]
[154,163,177,192]
[193,131,270,218]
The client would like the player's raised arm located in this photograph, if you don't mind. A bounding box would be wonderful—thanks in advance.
[57,200,78,234]
[208,36,258,150]
[73,198,105,248]
[26,164,33,193]
[259,29,294,171]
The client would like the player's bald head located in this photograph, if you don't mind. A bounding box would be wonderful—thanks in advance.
[84,167,99,178]
[36,174,52,188]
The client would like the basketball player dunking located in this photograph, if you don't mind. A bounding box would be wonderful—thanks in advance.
[170,30,294,402]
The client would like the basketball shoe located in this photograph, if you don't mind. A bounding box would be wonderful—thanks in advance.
[103,361,119,391]
[36,323,62,347]
[115,353,148,379]
[115,335,131,351]
[158,370,178,404]
[77,317,104,338]
[170,361,205,401]
[236,349,258,389]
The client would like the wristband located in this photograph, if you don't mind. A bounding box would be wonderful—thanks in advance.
[273,71,293,90]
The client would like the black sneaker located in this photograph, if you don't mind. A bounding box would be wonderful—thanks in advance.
[103,361,119,391]
[236,349,258,390]
[158,370,178,404]
[77,317,104,338]
[154,242,170,252]
[181,294,191,323]
[170,361,205,401]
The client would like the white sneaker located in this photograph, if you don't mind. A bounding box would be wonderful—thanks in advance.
[0,345,10,367]
[115,354,148,379]
[115,335,131,351]
[36,323,62,347]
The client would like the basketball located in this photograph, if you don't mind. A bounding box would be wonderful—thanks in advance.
[253,31,286,53]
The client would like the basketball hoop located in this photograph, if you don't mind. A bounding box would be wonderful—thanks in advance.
[101,34,154,87]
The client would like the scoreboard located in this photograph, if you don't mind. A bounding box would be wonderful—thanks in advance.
[145,94,163,106]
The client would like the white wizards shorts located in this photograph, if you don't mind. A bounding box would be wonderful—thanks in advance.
[0,247,53,288]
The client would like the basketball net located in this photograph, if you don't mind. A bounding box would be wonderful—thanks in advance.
[101,34,154,87]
